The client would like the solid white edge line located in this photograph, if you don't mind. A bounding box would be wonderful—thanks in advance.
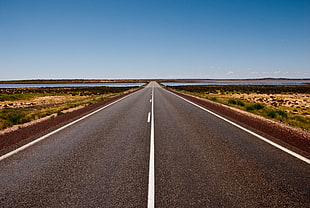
[165,89,310,165]
[0,89,141,161]
[148,85,155,208]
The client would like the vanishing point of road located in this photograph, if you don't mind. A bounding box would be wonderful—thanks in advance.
[1,82,309,207]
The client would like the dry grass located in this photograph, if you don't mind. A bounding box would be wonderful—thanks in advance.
[209,93,309,116]
[0,86,137,131]
[168,85,310,131]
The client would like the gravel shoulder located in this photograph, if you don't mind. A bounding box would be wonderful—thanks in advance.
[1,86,309,156]
[0,88,140,155]
[169,89,310,154]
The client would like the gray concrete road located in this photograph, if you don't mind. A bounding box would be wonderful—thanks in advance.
[0,82,309,207]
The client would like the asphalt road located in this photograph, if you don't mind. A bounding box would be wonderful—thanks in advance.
[1,82,309,207]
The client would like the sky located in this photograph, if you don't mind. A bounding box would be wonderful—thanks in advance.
[0,0,309,80]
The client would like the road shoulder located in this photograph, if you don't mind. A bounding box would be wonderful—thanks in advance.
[167,88,310,154]
[0,88,141,155]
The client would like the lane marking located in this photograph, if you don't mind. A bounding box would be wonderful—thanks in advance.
[165,89,310,165]
[0,89,142,162]
[147,112,151,123]
[148,85,155,208]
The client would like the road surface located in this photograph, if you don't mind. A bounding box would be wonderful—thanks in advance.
[0,82,309,207]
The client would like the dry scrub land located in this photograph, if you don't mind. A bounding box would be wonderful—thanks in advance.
[167,85,310,131]
[0,86,137,133]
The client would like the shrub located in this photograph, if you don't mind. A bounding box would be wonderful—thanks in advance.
[267,110,277,118]
[246,105,254,111]
[228,99,245,107]
[236,100,245,106]
[252,103,264,110]
[228,99,237,104]
[294,116,307,122]
[276,110,287,118]
[0,119,9,129]
[267,110,288,119]
[7,113,25,125]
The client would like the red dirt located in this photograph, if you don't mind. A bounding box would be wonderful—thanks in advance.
[1,87,309,155]
[0,89,139,152]
[170,89,310,153]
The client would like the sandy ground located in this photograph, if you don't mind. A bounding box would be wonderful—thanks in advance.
[207,92,310,117]
[170,89,310,153]
[0,95,83,109]
[0,105,86,135]
[1,88,309,153]
[0,88,140,151]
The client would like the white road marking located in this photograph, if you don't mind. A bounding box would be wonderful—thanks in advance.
[147,112,151,123]
[0,90,141,161]
[148,85,155,208]
[150,98,152,103]
[166,89,310,165]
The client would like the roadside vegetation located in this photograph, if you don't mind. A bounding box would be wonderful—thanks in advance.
[0,86,137,131]
[167,85,310,131]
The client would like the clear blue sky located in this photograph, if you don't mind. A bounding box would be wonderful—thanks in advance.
[0,0,309,80]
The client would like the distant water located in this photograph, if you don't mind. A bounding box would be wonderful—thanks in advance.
[0,83,145,88]
[162,80,310,86]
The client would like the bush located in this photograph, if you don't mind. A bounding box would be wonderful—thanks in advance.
[276,110,287,118]
[0,118,9,130]
[267,110,287,119]
[246,103,264,111]
[267,110,277,118]
[252,103,264,110]
[294,116,307,122]
[236,100,245,106]
[7,113,25,125]
[228,99,237,104]
[246,105,254,111]
[228,99,245,107]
